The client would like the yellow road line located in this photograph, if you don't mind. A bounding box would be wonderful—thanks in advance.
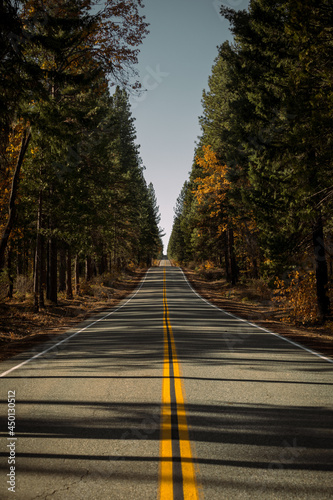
[160,308,173,499]
[159,268,199,500]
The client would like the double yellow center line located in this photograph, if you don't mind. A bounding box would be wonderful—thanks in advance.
[159,268,200,500]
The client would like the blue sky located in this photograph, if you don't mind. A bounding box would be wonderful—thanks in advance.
[130,0,250,251]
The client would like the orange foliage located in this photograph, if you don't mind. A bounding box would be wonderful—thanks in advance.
[22,0,149,89]
[91,0,149,88]
[194,145,230,234]
[273,270,318,324]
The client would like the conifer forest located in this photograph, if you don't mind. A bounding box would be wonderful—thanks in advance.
[1,0,333,326]
[168,1,333,324]
[0,0,163,311]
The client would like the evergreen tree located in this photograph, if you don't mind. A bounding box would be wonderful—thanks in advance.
[170,0,332,320]
[0,0,162,309]
[221,0,332,318]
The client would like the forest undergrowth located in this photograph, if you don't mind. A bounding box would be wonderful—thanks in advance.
[180,262,333,360]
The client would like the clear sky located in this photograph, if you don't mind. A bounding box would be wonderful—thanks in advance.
[130,0,250,252]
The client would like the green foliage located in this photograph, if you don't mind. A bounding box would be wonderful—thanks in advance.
[0,0,161,307]
[169,0,333,319]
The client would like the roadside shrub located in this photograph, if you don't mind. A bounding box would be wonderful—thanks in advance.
[101,273,116,287]
[197,261,223,281]
[273,270,318,324]
[80,273,115,297]
[91,285,109,300]
[252,278,271,301]
[187,261,196,270]
[127,261,136,271]
[79,280,94,296]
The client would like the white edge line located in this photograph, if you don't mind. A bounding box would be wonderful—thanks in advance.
[178,267,333,365]
[0,269,151,378]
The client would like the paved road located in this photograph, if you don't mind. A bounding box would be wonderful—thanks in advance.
[0,265,332,499]
[159,259,171,267]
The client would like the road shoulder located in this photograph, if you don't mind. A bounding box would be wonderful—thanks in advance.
[0,268,148,362]
[182,267,333,361]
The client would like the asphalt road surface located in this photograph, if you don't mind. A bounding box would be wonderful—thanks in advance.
[1,264,332,499]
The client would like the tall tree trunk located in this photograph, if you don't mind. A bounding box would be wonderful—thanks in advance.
[17,238,23,275]
[21,237,29,276]
[33,241,39,312]
[97,252,107,275]
[66,246,73,299]
[252,258,259,279]
[48,237,57,304]
[58,246,66,292]
[33,190,43,312]
[0,128,31,270]
[85,256,92,281]
[313,214,330,321]
[75,254,80,295]
[39,234,45,308]
[46,239,50,300]
[228,228,238,285]
[7,246,13,299]
[223,230,231,282]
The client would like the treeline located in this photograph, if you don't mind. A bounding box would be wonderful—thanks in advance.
[168,0,333,321]
[0,0,163,309]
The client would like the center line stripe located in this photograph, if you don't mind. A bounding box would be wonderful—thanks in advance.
[159,268,199,500]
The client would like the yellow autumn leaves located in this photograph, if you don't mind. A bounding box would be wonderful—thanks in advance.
[193,145,230,236]
[273,271,319,324]
[194,145,230,208]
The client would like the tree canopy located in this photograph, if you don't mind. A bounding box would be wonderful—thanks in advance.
[0,0,163,309]
[168,0,333,321]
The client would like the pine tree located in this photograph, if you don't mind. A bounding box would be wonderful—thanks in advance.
[221,0,333,318]
[0,0,154,306]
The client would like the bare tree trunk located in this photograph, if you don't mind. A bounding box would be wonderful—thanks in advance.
[33,241,39,312]
[66,246,73,299]
[7,246,13,299]
[0,128,31,270]
[33,190,43,312]
[75,254,80,295]
[58,246,66,292]
[97,252,106,275]
[313,213,330,321]
[39,234,45,309]
[85,256,92,281]
[252,258,259,279]
[17,238,23,275]
[228,228,238,285]
[48,237,57,304]
[223,230,231,282]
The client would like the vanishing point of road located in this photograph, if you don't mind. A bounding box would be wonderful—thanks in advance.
[1,262,332,499]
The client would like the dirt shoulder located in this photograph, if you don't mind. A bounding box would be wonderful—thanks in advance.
[182,267,333,361]
[0,268,148,363]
